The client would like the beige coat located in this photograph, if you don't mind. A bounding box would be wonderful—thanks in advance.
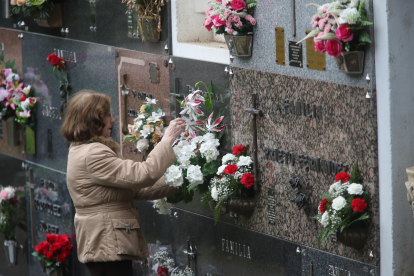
[66,137,178,263]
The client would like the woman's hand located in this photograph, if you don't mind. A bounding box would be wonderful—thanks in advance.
[162,118,186,145]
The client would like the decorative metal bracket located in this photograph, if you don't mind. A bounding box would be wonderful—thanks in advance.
[288,174,309,210]
[120,73,130,135]
[245,94,263,192]
[183,237,198,269]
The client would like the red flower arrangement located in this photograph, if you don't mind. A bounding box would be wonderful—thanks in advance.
[335,172,350,183]
[240,173,254,188]
[232,145,246,155]
[46,53,69,91]
[32,234,72,268]
[351,198,367,213]
[319,199,329,214]
[224,164,238,175]
[47,53,65,70]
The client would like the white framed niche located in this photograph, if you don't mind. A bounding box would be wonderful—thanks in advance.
[171,0,229,64]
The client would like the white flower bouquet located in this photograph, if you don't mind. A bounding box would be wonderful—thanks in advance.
[123,98,166,156]
[316,164,371,244]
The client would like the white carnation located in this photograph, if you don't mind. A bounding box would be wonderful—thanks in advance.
[199,140,219,162]
[202,133,215,142]
[347,183,364,195]
[338,7,361,24]
[332,196,347,210]
[20,98,31,110]
[186,165,204,186]
[4,187,15,199]
[217,164,226,175]
[191,136,204,145]
[222,153,236,165]
[329,181,349,197]
[237,156,253,167]
[136,138,149,152]
[164,165,184,187]
[153,198,170,215]
[320,212,330,227]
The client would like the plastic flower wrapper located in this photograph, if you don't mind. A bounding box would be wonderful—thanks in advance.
[163,81,226,210]
[123,99,166,156]
[297,0,373,57]
[205,145,256,223]
[315,163,371,244]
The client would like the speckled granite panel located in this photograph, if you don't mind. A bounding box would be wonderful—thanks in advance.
[0,28,26,159]
[116,49,171,162]
[230,67,379,266]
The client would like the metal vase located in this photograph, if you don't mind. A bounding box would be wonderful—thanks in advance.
[228,197,255,218]
[208,201,229,215]
[224,34,253,57]
[46,267,64,276]
[34,3,63,28]
[334,51,365,74]
[3,240,18,265]
[137,16,160,43]
[336,227,368,250]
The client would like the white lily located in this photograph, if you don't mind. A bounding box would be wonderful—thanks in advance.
[144,97,157,105]
[140,125,151,138]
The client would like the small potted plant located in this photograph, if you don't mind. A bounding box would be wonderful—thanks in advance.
[206,145,256,223]
[297,0,373,74]
[122,0,169,42]
[32,234,73,276]
[10,0,62,28]
[204,0,257,57]
[316,164,371,249]
[123,98,167,160]
[0,186,24,265]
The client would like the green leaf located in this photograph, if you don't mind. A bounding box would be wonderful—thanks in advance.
[5,59,15,69]
[28,0,46,5]
[349,162,361,183]
[321,192,333,201]
[358,0,367,14]
[205,99,213,109]
[0,52,4,62]
[195,81,208,91]
[12,68,17,74]
[32,252,38,257]
[359,32,372,43]
[360,20,373,26]
[317,33,338,41]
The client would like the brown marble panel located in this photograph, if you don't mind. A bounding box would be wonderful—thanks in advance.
[115,49,170,162]
[230,67,379,265]
[0,28,25,159]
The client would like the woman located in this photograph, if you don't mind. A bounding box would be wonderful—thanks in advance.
[60,90,185,276]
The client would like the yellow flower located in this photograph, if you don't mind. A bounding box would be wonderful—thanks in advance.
[151,134,160,144]
[140,105,147,114]
[155,120,164,127]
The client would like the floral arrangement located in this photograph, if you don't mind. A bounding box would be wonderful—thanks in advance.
[153,249,175,276]
[0,54,37,129]
[203,0,257,36]
[204,145,255,222]
[47,53,69,91]
[152,198,170,215]
[171,267,194,276]
[32,234,72,268]
[122,0,168,32]
[298,0,372,57]
[156,83,226,211]
[316,164,371,244]
[0,186,24,240]
[10,0,55,20]
[123,98,166,155]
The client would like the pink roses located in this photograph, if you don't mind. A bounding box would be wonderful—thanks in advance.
[325,39,342,58]
[335,24,353,42]
[230,0,246,11]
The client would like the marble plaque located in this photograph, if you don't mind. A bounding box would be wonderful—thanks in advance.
[306,30,326,71]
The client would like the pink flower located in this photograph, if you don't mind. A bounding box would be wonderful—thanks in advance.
[226,28,234,34]
[205,7,212,16]
[212,15,226,28]
[318,18,327,30]
[335,24,354,42]
[235,21,243,28]
[314,40,326,53]
[246,15,256,25]
[216,0,222,2]
[203,17,213,31]
[324,24,331,34]
[0,190,9,200]
[224,9,231,17]
[18,109,30,118]
[233,15,240,22]
[325,39,342,57]
[230,0,246,11]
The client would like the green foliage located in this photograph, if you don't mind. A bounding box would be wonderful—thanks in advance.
[358,0,367,16]
[202,160,220,176]
[5,59,15,69]
[28,0,46,5]
[11,1,54,19]
[359,31,372,43]
[0,52,4,62]
[349,163,361,183]
[214,192,234,224]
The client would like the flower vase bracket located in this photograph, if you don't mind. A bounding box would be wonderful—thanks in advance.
[334,51,365,74]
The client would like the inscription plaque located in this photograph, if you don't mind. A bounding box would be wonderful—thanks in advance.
[306,30,326,71]
[275,27,285,65]
[289,41,303,68]
[267,189,276,225]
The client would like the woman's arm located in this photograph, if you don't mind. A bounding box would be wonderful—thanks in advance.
[133,176,179,201]
[85,141,176,189]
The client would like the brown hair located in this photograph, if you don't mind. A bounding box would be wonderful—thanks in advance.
[60,90,111,142]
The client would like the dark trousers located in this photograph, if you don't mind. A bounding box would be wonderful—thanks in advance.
[85,260,133,276]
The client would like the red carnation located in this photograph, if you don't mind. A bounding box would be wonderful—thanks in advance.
[8,198,19,205]
[335,172,350,183]
[47,53,65,69]
[157,266,169,276]
[44,249,54,260]
[50,242,62,253]
[240,173,254,188]
[56,234,70,246]
[20,95,26,102]
[232,145,246,155]
[351,198,367,213]
[319,199,330,214]
[224,164,238,175]
[46,234,56,243]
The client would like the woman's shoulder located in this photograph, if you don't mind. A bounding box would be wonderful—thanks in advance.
[70,137,120,155]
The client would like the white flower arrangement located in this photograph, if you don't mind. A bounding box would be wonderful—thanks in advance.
[186,165,204,186]
[152,198,170,215]
[165,165,184,188]
[331,196,347,210]
[171,267,194,276]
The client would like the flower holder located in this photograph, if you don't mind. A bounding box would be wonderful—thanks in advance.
[137,16,160,43]
[4,240,18,265]
[228,197,255,218]
[46,266,64,276]
[209,201,229,215]
[34,3,62,28]
[6,117,20,147]
[224,34,253,57]
[334,51,365,74]
[336,227,368,250]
